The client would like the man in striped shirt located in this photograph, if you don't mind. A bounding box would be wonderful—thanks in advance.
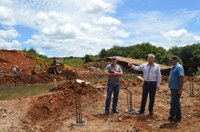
[128,54,162,116]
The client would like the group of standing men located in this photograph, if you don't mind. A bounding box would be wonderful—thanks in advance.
[104,54,184,122]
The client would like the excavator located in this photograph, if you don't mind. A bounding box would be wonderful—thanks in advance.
[32,57,76,75]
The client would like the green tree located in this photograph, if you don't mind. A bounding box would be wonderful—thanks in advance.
[28,47,37,55]
[84,54,93,63]
[169,44,200,64]
[99,48,107,58]
[96,43,199,71]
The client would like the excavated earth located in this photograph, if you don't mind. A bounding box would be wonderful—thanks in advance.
[0,50,33,75]
[0,50,77,86]
[0,77,199,131]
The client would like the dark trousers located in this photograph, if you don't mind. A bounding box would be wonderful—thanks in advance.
[140,81,157,113]
[170,89,181,119]
[105,83,120,113]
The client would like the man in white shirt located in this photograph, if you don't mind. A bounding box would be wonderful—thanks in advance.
[128,54,161,116]
[12,65,17,77]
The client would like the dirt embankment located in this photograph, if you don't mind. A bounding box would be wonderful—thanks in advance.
[21,81,102,131]
[0,50,33,75]
[0,50,79,86]
[0,72,77,87]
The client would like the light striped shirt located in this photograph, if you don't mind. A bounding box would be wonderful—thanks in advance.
[132,63,162,87]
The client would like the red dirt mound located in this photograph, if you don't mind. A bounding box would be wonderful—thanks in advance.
[0,50,33,75]
[22,81,101,131]
[0,50,78,86]
[83,60,109,69]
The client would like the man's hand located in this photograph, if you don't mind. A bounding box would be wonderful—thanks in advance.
[178,88,183,96]
[157,86,160,92]
[128,62,134,67]
[178,76,184,96]
[113,72,123,76]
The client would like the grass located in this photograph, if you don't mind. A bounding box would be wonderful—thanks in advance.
[63,56,101,68]
[90,56,101,61]
[64,58,84,67]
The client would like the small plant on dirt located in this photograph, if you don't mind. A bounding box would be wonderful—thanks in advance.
[196,67,200,76]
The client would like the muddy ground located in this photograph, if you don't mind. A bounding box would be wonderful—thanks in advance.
[0,75,199,132]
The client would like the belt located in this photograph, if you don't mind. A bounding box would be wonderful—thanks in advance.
[144,81,156,83]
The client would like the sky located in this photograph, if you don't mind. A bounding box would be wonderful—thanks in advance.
[0,0,200,57]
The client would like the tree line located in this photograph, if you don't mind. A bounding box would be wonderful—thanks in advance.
[97,42,200,75]
[23,43,200,75]
[98,42,200,66]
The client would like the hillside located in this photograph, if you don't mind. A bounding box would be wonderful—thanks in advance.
[0,50,33,75]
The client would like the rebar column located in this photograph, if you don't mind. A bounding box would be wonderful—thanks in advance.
[72,93,86,126]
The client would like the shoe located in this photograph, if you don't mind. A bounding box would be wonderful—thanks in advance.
[148,112,154,116]
[137,112,144,115]
[112,110,119,114]
[168,117,175,122]
[175,118,181,122]
[104,111,109,115]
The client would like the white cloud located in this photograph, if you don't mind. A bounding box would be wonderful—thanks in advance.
[161,28,200,45]
[0,39,21,49]
[0,28,20,39]
[95,16,121,25]
[111,27,130,38]
[34,11,70,28]
[123,10,200,48]
[127,11,182,34]
[12,0,125,56]
[80,23,103,33]
[178,9,200,20]
[161,29,188,41]
[114,30,130,38]
[42,24,79,39]
[194,36,200,42]
[84,0,114,14]
[36,48,45,55]
[0,6,15,25]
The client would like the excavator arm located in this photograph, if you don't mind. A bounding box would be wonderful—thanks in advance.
[63,64,76,73]
[32,57,49,72]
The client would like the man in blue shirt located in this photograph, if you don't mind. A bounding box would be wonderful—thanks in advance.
[104,56,123,115]
[168,56,184,122]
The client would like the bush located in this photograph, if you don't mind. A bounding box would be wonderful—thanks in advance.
[84,54,93,63]
[23,48,50,63]
[196,67,200,76]
[99,48,107,58]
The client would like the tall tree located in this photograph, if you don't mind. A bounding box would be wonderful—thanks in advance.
[99,48,107,58]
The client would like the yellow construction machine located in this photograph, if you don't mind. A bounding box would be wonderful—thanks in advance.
[32,57,75,75]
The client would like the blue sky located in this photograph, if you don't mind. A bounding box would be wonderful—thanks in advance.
[0,0,200,57]
[118,0,200,11]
